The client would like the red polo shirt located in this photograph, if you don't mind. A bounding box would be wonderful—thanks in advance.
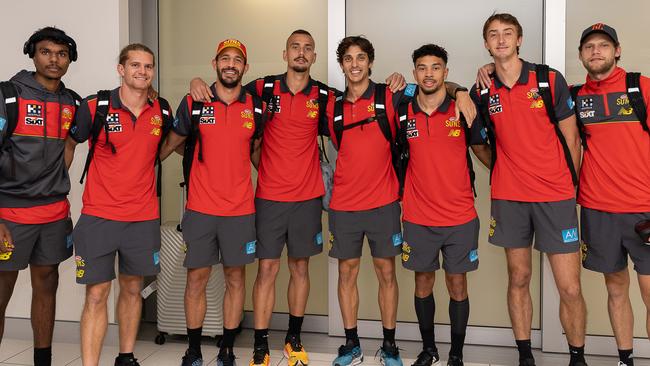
[402,95,486,227]
[248,75,325,201]
[174,85,258,216]
[576,67,650,213]
[471,60,576,202]
[70,88,169,221]
[326,81,399,211]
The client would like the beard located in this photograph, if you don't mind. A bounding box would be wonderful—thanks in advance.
[217,67,242,89]
[583,57,616,75]
[290,57,309,73]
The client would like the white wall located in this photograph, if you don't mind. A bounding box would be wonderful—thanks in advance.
[0,0,130,323]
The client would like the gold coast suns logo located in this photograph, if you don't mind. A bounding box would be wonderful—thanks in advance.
[367,104,375,113]
[401,242,412,262]
[150,115,163,136]
[616,94,634,115]
[527,88,544,109]
[61,107,73,130]
[241,109,254,129]
[445,117,462,137]
[306,99,318,119]
[75,255,86,278]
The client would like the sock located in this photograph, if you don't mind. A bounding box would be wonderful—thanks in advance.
[221,327,238,350]
[187,327,202,353]
[344,327,360,347]
[33,347,52,366]
[449,298,469,359]
[382,327,396,346]
[568,344,585,365]
[618,349,633,366]
[254,328,269,350]
[287,314,304,340]
[516,339,533,361]
[414,294,437,351]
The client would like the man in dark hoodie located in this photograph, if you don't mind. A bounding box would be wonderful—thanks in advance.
[0,27,80,365]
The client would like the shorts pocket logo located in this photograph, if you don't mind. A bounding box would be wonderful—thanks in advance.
[401,242,411,262]
[469,249,479,262]
[315,232,323,246]
[153,251,160,265]
[562,228,579,243]
[246,240,257,255]
[392,233,403,246]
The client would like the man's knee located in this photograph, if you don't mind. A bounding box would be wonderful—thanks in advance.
[186,268,211,297]
[374,259,397,287]
[288,257,309,279]
[257,259,280,282]
[224,266,246,291]
[85,283,111,309]
[30,265,59,294]
[604,270,630,300]
[508,267,532,290]
[446,274,468,301]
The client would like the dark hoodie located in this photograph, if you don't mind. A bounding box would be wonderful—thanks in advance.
[0,70,79,208]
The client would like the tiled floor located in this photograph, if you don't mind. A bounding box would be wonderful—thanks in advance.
[0,328,641,366]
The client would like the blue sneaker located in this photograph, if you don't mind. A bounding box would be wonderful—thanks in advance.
[379,343,402,366]
[217,348,236,366]
[181,348,203,366]
[332,344,364,366]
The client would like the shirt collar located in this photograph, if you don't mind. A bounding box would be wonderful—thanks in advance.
[278,73,315,96]
[493,59,533,89]
[344,80,375,101]
[411,90,452,116]
[110,87,154,110]
[209,83,248,104]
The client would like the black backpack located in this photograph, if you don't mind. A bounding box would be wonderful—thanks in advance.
[182,94,264,193]
[0,81,81,178]
[396,100,476,197]
[477,64,579,186]
[332,83,403,180]
[570,72,649,149]
[79,90,173,196]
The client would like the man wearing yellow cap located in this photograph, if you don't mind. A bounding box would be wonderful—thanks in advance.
[160,39,263,366]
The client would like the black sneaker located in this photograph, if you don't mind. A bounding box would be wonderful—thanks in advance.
[250,346,270,366]
[217,348,237,366]
[570,361,588,366]
[446,356,463,366]
[411,348,440,366]
[115,356,140,366]
[519,358,536,366]
[181,348,203,366]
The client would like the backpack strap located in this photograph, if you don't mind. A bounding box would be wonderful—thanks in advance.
[535,64,579,186]
[182,98,204,191]
[332,91,344,148]
[374,83,392,143]
[251,93,265,152]
[0,81,19,178]
[262,75,277,121]
[155,97,173,196]
[569,84,588,149]
[477,86,497,184]
[463,121,477,197]
[80,90,113,184]
[395,100,411,195]
[65,88,82,109]
[314,81,330,162]
[626,72,649,134]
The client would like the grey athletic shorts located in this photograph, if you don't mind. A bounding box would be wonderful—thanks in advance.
[254,198,323,259]
[328,201,403,259]
[489,199,579,254]
[73,214,161,284]
[402,217,480,274]
[0,218,73,271]
[581,207,650,275]
[182,210,256,268]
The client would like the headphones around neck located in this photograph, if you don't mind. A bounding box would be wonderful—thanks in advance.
[23,28,78,62]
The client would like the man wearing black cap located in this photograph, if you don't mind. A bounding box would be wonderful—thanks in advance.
[574,23,650,366]
[0,26,80,366]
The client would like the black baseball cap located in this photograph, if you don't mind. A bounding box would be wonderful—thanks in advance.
[579,23,619,46]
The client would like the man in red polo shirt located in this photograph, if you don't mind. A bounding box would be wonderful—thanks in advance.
[0,27,79,366]
[573,23,650,366]
[400,44,490,366]
[160,39,262,366]
[66,44,172,366]
[471,13,587,366]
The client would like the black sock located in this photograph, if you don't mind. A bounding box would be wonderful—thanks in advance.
[618,349,633,366]
[187,327,202,353]
[344,327,360,347]
[221,327,238,350]
[516,339,533,361]
[382,327,396,346]
[33,347,52,366]
[414,294,437,351]
[449,298,469,359]
[254,328,269,350]
[287,314,304,341]
[568,344,585,365]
